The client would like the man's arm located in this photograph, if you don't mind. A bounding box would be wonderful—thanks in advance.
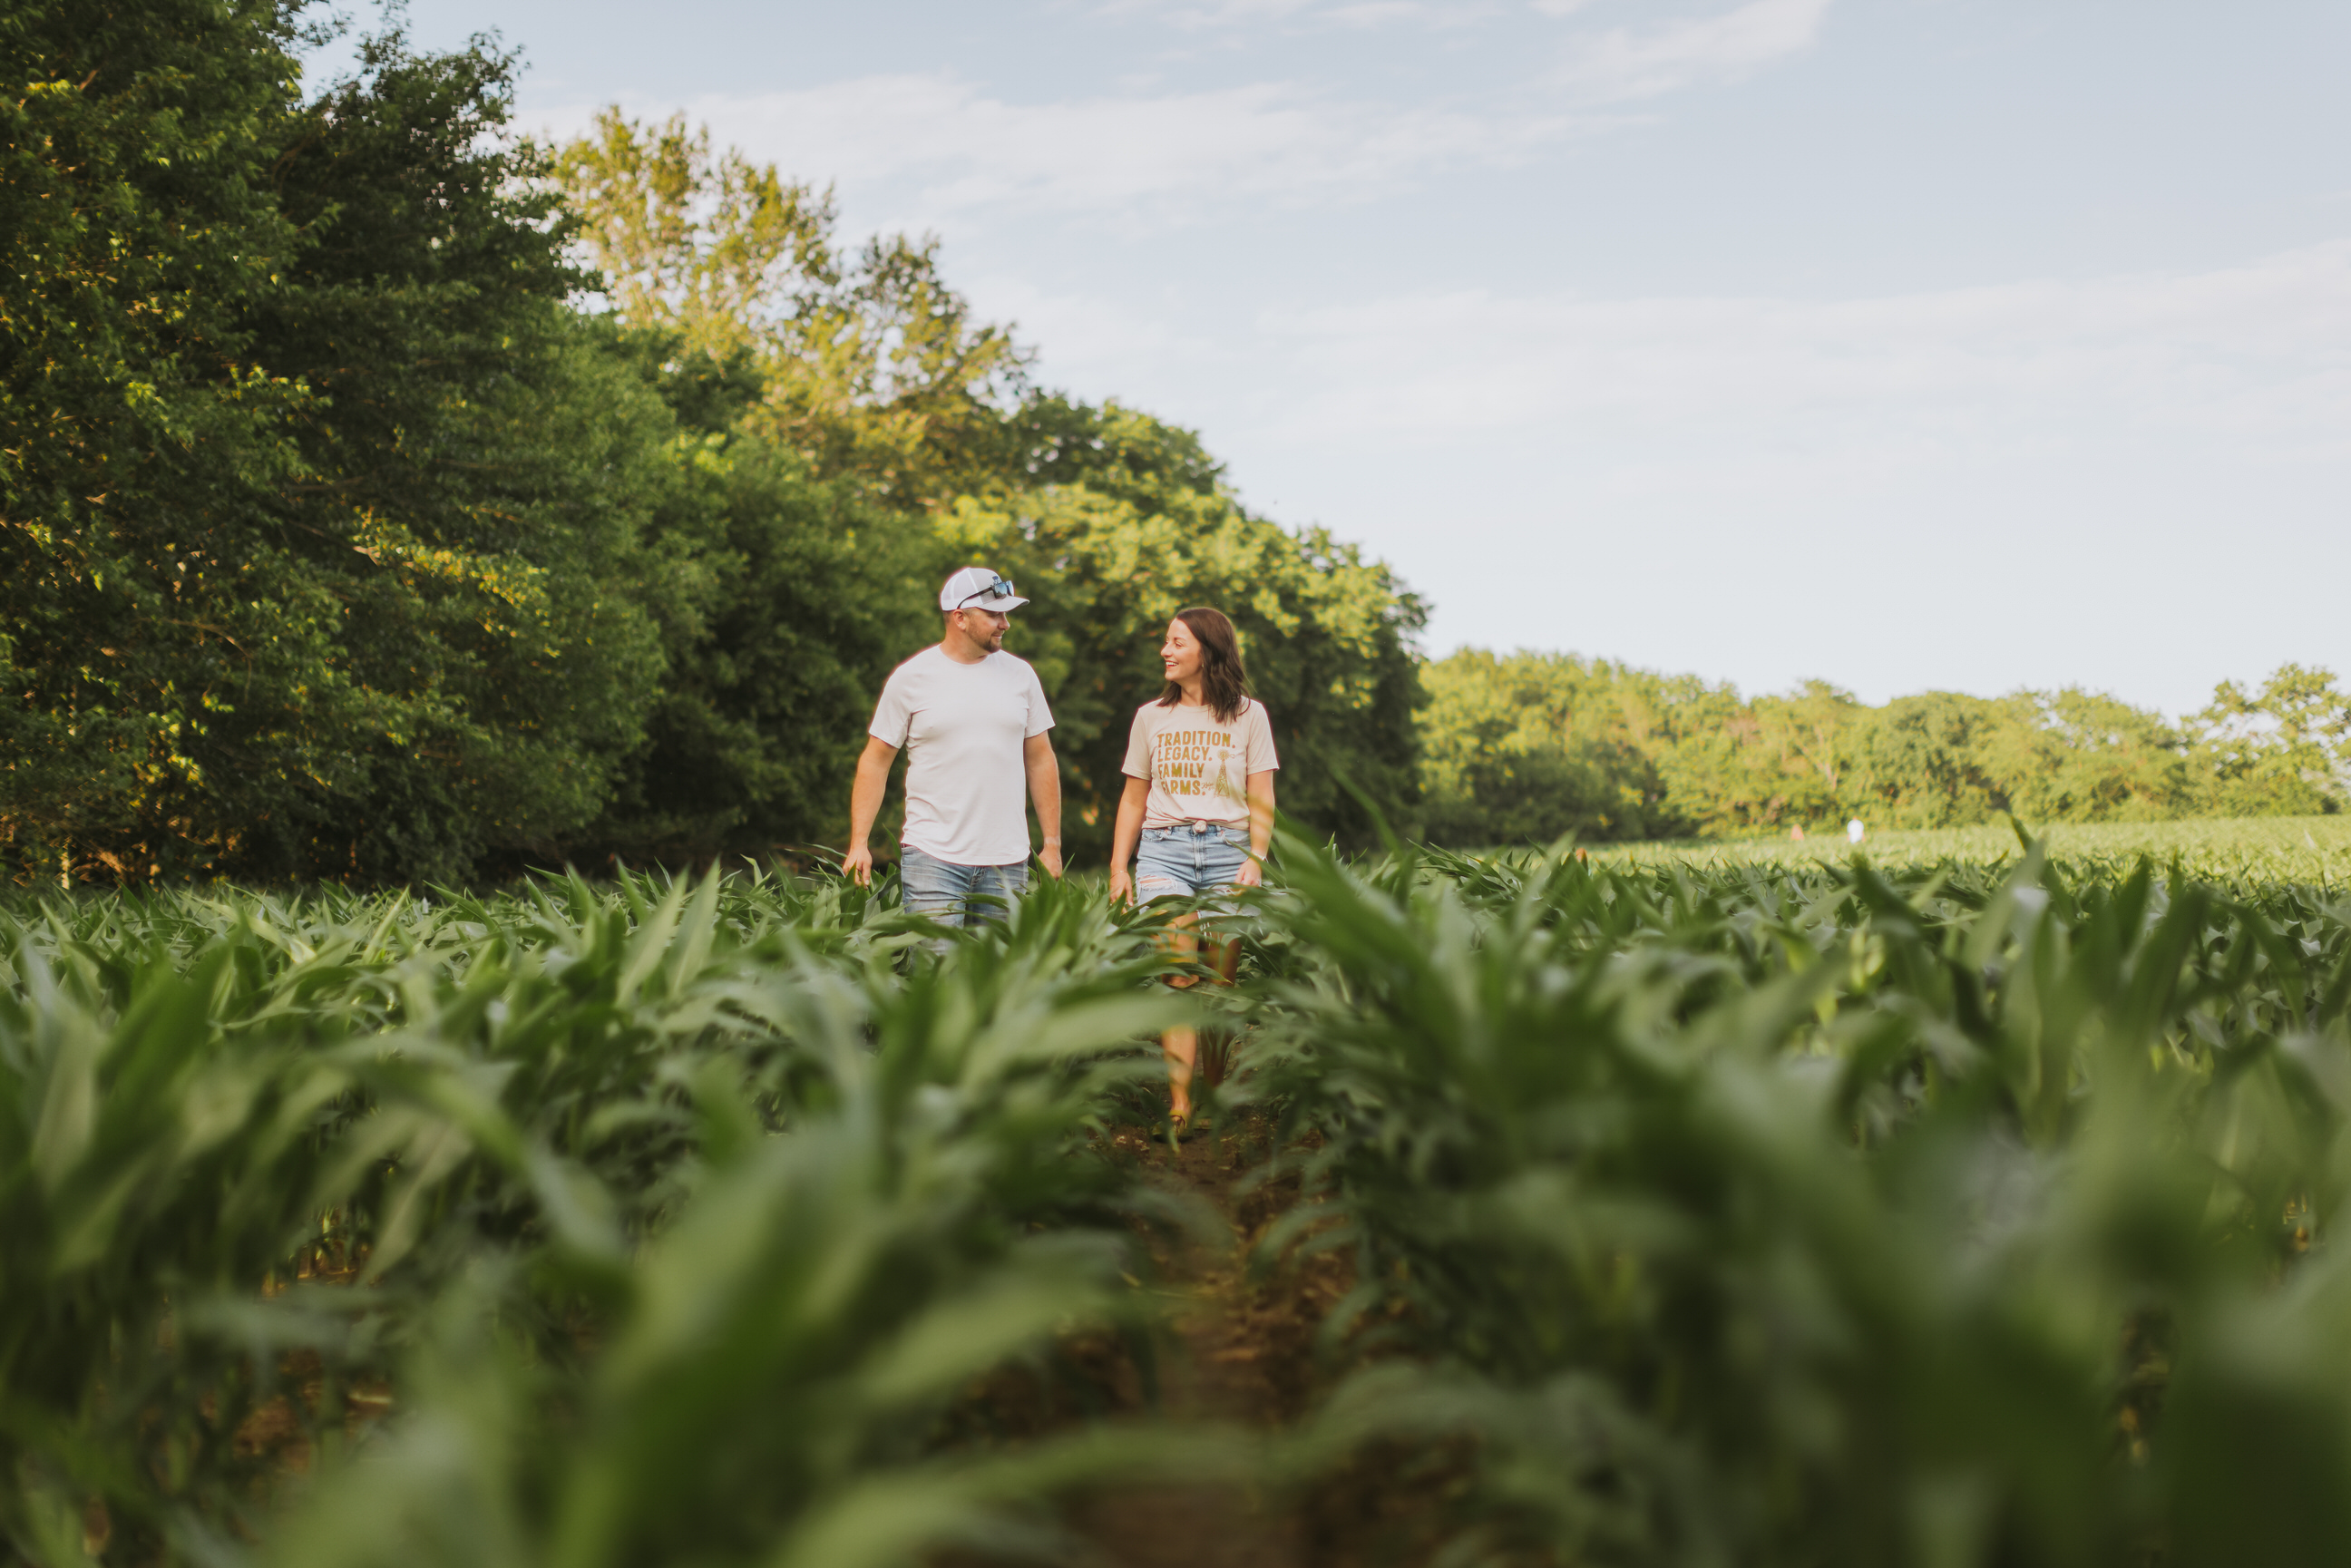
[844,735,899,885]
[1024,730,1063,878]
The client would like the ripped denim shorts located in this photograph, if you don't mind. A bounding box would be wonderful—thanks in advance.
[1134,822,1253,908]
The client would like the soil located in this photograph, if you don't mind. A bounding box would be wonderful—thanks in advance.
[1063,1116,1453,1568]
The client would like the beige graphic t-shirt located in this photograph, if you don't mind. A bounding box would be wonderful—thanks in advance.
[1121,698,1280,827]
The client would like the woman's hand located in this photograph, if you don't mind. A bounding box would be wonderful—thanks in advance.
[1234,856,1264,889]
[1108,866,1134,905]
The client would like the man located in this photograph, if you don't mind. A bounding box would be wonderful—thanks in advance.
[843,567,1063,923]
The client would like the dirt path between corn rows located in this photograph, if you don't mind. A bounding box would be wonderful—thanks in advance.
[1068,1118,1431,1568]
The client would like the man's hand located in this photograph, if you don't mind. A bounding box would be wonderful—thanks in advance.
[1039,842,1064,879]
[844,736,898,890]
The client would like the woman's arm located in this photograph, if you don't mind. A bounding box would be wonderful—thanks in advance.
[1236,769,1276,887]
[1107,776,1151,903]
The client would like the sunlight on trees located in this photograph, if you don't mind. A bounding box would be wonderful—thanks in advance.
[1,5,2335,883]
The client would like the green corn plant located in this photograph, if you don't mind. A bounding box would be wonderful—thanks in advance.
[1254,830,2351,1567]
[0,897,476,1557]
[26,833,2349,1568]
[247,1076,1231,1568]
[235,876,1223,1568]
[1,865,1218,1565]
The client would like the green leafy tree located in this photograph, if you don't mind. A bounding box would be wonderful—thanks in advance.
[579,328,935,862]
[1417,648,1875,845]
[1419,650,1678,845]
[2190,664,2349,816]
[550,111,837,364]
[546,112,1046,863]
[2,11,678,883]
[551,110,1029,512]
[1973,688,2195,824]
[0,0,309,879]
[552,120,1429,862]
[1839,691,2009,828]
[240,34,676,880]
[1417,657,2239,842]
[939,402,1426,856]
[1744,679,1862,828]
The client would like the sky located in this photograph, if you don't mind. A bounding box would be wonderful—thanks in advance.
[311,0,2350,716]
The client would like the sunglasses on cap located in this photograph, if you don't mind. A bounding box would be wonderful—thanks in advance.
[954,575,1018,609]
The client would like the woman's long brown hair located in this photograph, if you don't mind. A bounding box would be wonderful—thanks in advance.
[1157,607,1252,724]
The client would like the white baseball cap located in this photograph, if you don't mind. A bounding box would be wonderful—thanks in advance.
[939,566,1029,612]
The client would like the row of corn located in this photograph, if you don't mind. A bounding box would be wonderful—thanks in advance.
[1,870,1215,1565]
[1244,832,2351,1566]
[9,833,2351,1565]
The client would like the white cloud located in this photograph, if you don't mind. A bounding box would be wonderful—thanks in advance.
[965,276,1232,381]
[1090,0,1499,28]
[522,5,1834,233]
[1088,0,1319,22]
[1253,240,2351,456]
[1555,0,1836,102]
[537,75,1575,227]
[1319,0,1492,24]
[1166,241,2351,708]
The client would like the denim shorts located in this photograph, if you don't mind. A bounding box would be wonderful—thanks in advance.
[899,845,1027,927]
[1134,823,1253,906]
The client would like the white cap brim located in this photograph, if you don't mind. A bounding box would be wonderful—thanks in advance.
[960,592,1029,611]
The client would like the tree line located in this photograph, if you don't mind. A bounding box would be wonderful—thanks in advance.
[2,5,1417,884]
[3,2,2339,885]
[1421,654,2348,846]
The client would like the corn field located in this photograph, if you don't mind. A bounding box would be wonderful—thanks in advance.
[1590,813,2351,881]
[7,825,2351,1565]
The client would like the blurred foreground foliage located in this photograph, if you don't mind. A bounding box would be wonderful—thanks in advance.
[1250,829,2351,1566]
[1,867,1218,1565]
[10,835,2351,1564]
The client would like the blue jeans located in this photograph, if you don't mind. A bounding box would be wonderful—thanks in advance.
[900,845,1028,927]
[1134,823,1253,907]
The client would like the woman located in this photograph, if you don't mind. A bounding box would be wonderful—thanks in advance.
[1107,607,1278,1130]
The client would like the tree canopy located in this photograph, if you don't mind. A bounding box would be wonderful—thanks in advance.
[3,7,676,881]
[0,28,1424,883]
[1419,650,2346,847]
[1,3,2335,885]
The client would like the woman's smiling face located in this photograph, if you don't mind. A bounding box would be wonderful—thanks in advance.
[1161,618,1202,687]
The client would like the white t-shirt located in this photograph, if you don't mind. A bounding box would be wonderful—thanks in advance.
[869,646,1054,866]
[1121,698,1280,828]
